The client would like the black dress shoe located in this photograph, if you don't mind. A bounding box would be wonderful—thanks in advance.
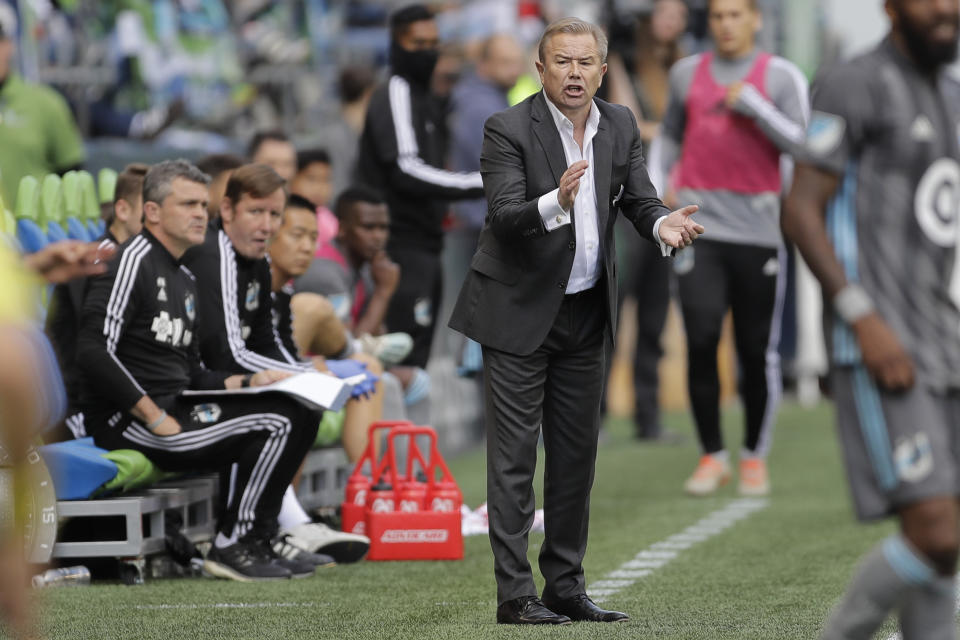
[543,594,629,622]
[496,596,572,625]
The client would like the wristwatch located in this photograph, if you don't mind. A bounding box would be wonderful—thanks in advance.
[0,439,58,564]
[241,374,253,388]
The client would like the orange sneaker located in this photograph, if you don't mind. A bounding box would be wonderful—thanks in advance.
[684,455,732,496]
[738,458,770,496]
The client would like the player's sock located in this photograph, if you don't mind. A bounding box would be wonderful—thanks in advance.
[820,536,935,640]
[277,486,312,530]
[898,574,956,640]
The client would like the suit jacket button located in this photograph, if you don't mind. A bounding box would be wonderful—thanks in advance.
[568,241,575,250]
[558,281,566,288]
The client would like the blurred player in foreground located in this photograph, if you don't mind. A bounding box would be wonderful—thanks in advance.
[1,239,114,638]
[783,0,960,637]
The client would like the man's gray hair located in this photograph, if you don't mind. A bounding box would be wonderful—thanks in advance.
[142,159,211,207]
[538,17,609,64]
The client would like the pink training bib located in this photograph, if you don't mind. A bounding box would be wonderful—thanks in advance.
[673,52,781,194]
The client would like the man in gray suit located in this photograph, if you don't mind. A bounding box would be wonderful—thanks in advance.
[450,17,703,626]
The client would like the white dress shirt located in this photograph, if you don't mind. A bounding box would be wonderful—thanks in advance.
[537,94,670,295]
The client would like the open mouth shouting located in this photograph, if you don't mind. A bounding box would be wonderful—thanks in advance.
[564,83,585,100]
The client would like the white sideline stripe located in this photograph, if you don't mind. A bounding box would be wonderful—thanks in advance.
[132,602,326,610]
[884,580,960,640]
[587,498,769,604]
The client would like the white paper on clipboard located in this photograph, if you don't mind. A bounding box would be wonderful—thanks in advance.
[183,371,365,412]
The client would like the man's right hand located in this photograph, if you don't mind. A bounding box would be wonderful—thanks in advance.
[371,251,400,294]
[250,370,294,387]
[852,313,915,391]
[558,160,589,212]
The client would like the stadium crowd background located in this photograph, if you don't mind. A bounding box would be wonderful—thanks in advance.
[0,0,890,447]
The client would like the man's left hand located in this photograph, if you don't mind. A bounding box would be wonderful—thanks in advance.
[658,205,704,249]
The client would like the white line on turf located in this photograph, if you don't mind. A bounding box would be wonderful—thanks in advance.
[132,602,326,610]
[587,498,769,604]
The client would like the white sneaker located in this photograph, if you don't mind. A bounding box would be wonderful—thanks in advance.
[282,522,370,563]
[358,332,413,365]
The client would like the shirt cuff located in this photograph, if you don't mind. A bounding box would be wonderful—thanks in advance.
[538,188,571,232]
[652,215,673,257]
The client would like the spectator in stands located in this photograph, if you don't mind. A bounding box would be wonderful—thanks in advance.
[0,17,85,207]
[47,163,149,439]
[449,33,524,235]
[181,164,376,563]
[75,159,326,581]
[329,65,377,195]
[290,149,338,247]
[248,130,297,183]
[601,0,689,443]
[356,4,484,382]
[196,153,244,221]
[294,187,413,368]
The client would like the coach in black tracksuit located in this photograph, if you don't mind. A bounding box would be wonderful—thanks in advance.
[182,165,313,375]
[76,160,318,582]
[356,4,484,368]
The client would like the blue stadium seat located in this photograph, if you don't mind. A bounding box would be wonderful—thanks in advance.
[80,171,104,239]
[14,176,46,253]
[62,171,93,241]
[16,218,48,254]
[40,174,69,244]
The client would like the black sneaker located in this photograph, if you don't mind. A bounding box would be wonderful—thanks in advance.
[273,534,337,569]
[204,541,292,582]
[256,537,316,579]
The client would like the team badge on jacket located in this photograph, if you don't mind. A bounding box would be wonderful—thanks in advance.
[245,281,260,312]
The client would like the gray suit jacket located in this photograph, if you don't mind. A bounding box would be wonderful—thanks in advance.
[449,91,670,356]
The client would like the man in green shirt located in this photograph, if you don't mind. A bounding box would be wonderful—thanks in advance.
[0,19,85,206]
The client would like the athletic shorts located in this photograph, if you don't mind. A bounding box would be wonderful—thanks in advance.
[832,365,960,521]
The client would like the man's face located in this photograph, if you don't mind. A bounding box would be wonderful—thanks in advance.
[890,0,960,69]
[221,188,286,260]
[652,0,689,44]
[290,162,332,208]
[148,178,209,254]
[340,202,390,264]
[709,0,760,58]
[482,36,525,92]
[270,206,318,278]
[397,19,439,51]
[0,38,12,82]
[536,33,607,115]
[253,140,297,183]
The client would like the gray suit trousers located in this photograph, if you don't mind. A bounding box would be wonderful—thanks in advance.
[482,284,607,604]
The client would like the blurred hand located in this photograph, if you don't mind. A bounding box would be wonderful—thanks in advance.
[725,81,745,109]
[658,205,704,249]
[24,240,116,284]
[251,369,294,387]
[558,160,589,212]
[151,414,182,436]
[371,251,400,294]
[852,313,915,391]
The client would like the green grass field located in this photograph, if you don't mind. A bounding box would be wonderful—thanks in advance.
[32,401,917,640]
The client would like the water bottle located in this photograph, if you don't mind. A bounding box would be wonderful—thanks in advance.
[32,566,91,589]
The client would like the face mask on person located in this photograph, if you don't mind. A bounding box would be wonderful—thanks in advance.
[390,42,439,85]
